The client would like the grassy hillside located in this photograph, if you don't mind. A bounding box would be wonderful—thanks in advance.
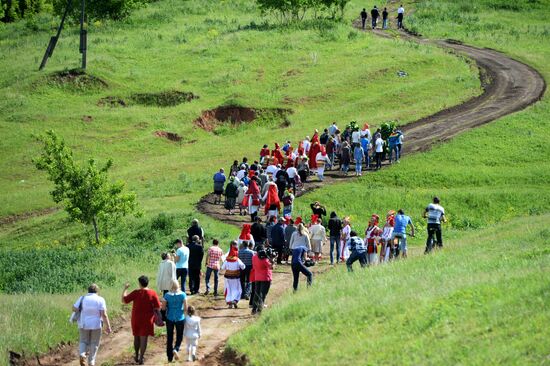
[229,214,550,365]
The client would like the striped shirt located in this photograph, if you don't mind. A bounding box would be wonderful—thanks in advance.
[238,248,254,266]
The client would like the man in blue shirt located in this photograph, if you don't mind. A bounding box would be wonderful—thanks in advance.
[174,239,190,293]
[212,168,226,204]
[238,242,255,299]
[393,209,415,258]
[346,231,367,271]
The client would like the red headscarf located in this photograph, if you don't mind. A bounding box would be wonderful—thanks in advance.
[370,214,380,226]
[321,145,327,157]
[239,223,252,240]
[310,214,319,224]
[226,246,239,262]
[284,217,291,225]
[248,170,256,178]
[311,132,319,144]
[295,216,303,225]
[272,143,284,163]
[264,184,280,214]
[363,123,369,130]
[247,179,260,195]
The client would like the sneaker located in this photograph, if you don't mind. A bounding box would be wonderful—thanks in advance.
[173,349,180,361]
[79,355,86,366]
[203,290,209,295]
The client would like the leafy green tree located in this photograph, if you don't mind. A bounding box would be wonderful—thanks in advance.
[256,0,350,22]
[51,0,147,21]
[33,130,139,244]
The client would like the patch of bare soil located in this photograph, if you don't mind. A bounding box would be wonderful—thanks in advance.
[46,69,108,91]
[98,96,127,107]
[81,115,93,123]
[130,90,198,107]
[194,105,292,132]
[0,207,58,227]
[153,130,182,142]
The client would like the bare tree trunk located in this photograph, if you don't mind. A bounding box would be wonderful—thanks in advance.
[92,216,100,244]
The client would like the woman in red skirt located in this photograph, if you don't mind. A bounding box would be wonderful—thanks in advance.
[122,275,161,365]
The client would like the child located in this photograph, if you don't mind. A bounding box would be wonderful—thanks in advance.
[184,306,201,362]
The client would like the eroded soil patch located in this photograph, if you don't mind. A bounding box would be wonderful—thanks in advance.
[130,90,198,107]
[97,96,127,107]
[45,69,108,91]
[194,105,292,132]
[154,130,182,142]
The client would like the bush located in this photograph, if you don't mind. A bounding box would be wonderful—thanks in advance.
[51,0,148,21]
[1,0,48,22]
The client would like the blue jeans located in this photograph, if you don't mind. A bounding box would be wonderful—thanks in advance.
[204,267,219,294]
[383,19,388,29]
[355,161,362,173]
[390,145,400,162]
[363,152,370,169]
[329,235,340,264]
[341,163,349,172]
[346,250,367,271]
[328,153,335,169]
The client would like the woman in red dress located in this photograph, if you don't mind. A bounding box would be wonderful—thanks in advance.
[122,275,161,365]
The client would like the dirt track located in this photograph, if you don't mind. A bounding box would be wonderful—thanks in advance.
[25,21,545,366]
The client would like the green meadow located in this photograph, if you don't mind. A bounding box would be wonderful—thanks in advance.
[0,0,548,364]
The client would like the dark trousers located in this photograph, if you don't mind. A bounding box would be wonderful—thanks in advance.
[372,17,377,28]
[288,178,296,195]
[329,235,340,264]
[426,223,443,252]
[375,152,383,169]
[276,182,286,199]
[361,17,366,29]
[291,262,312,291]
[240,265,252,299]
[252,281,271,313]
[166,320,184,361]
[273,245,284,264]
[205,267,219,294]
[188,268,201,294]
[298,170,308,183]
[346,251,367,271]
[160,290,168,321]
[176,268,187,293]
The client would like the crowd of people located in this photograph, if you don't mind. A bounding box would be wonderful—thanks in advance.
[360,4,405,30]
[213,121,404,221]
[71,194,446,365]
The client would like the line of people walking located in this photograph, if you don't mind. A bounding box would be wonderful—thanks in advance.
[361,4,405,30]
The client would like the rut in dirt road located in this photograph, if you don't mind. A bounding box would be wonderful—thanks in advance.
[26,25,545,366]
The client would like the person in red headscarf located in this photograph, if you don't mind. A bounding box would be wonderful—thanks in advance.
[272,143,284,165]
[308,131,321,170]
[260,144,270,164]
[244,178,261,222]
[237,223,255,247]
[221,241,246,308]
[315,145,331,181]
[364,214,382,266]
[262,183,280,217]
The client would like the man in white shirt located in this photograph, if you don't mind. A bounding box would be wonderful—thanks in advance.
[351,129,361,145]
[397,5,405,29]
[328,122,338,136]
[423,196,447,252]
[236,166,247,181]
[374,136,385,170]
[286,165,298,194]
[302,137,311,155]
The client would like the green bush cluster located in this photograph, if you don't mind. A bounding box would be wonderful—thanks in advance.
[1,0,49,22]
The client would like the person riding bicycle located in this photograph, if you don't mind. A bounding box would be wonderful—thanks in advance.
[393,209,415,258]
[423,197,446,253]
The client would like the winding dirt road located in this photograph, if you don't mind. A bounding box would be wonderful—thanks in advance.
[25,21,545,366]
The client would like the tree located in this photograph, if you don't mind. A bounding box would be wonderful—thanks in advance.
[1,0,47,22]
[51,0,147,21]
[33,130,139,244]
[255,0,350,22]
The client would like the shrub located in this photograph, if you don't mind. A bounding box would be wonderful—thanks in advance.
[1,0,47,22]
[51,0,148,21]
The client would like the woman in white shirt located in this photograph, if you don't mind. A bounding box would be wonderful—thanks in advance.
[289,223,311,251]
[73,284,111,366]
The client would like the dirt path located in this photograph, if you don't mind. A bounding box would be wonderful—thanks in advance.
[25,19,545,366]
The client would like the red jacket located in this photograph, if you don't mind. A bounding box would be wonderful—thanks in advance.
[251,254,272,282]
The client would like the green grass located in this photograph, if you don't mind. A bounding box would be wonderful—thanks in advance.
[229,214,550,365]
